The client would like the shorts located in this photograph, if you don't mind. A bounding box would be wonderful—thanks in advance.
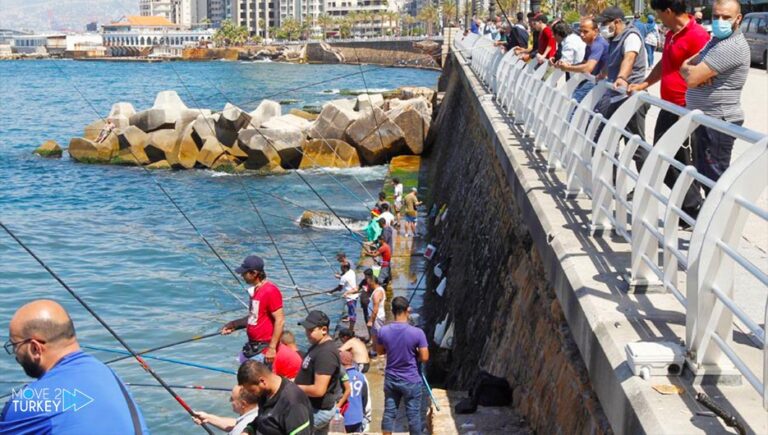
[405,215,416,223]
[378,266,391,286]
[359,362,370,373]
[345,422,364,433]
[346,300,357,322]
[372,317,385,335]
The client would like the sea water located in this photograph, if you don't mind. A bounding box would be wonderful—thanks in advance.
[0,60,438,432]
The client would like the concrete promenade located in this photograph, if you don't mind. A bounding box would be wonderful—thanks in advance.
[450,47,766,434]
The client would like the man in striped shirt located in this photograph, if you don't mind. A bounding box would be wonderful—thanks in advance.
[681,0,750,186]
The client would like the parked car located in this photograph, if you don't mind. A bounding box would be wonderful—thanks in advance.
[741,12,768,67]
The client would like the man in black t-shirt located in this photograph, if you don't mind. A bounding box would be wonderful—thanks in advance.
[238,360,312,435]
[295,310,346,435]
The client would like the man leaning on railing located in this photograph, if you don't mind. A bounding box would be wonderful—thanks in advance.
[681,0,750,188]
[593,6,649,149]
[627,0,710,223]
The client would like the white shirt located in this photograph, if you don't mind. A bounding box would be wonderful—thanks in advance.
[623,32,643,55]
[560,33,586,65]
[370,286,386,321]
[379,211,395,226]
[230,407,259,435]
[340,269,358,301]
[394,183,403,202]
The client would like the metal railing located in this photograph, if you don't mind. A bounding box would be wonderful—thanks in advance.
[453,33,768,409]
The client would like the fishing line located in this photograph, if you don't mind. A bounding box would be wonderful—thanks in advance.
[46,59,249,310]
[167,64,314,314]
[0,221,216,434]
[84,345,237,375]
[125,383,230,392]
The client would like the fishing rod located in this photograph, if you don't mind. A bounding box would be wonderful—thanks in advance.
[420,365,441,412]
[105,331,222,365]
[83,344,237,375]
[126,383,230,392]
[0,221,216,434]
[167,64,312,314]
[45,59,249,311]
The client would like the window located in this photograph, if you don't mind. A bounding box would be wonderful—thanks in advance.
[740,18,751,32]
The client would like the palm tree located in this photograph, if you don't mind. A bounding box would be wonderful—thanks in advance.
[442,0,457,27]
[318,14,334,39]
[401,13,416,36]
[385,11,399,36]
[338,16,353,38]
[361,11,374,37]
[418,5,439,36]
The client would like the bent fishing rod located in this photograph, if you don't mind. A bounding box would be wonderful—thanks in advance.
[0,221,216,435]
[45,59,249,311]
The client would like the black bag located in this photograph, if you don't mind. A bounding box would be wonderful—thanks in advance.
[242,341,269,359]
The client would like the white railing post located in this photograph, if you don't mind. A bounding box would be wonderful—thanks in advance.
[687,138,768,380]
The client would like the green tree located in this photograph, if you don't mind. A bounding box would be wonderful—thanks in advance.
[442,0,457,27]
[213,20,249,46]
[318,14,334,39]
[417,5,439,36]
[338,16,353,38]
[401,13,416,36]
[277,18,303,41]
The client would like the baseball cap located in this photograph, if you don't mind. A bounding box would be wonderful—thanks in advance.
[299,310,330,329]
[235,255,265,274]
[596,6,624,24]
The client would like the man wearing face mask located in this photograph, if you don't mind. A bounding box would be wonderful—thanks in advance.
[1,300,149,434]
[628,0,710,224]
[594,6,649,147]
[682,0,750,186]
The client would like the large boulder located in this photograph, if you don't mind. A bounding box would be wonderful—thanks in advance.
[108,102,136,128]
[391,108,428,155]
[211,153,241,172]
[116,126,150,164]
[289,108,318,121]
[216,103,253,147]
[190,113,220,149]
[129,90,206,133]
[197,137,228,168]
[147,160,171,170]
[175,108,212,131]
[262,114,311,135]
[68,137,115,163]
[34,140,62,158]
[145,130,178,163]
[168,124,199,169]
[309,102,360,141]
[83,119,105,141]
[300,139,360,169]
[249,99,281,127]
[387,97,432,123]
[237,129,282,170]
[399,86,437,106]
[322,98,356,111]
[239,127,304,169]
[344,107,405,165]
[355,93,384,112]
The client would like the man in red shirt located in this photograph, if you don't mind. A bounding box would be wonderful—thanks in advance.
[628,0,710,222]
[364,234,391,287]
[221,255,285,365]
[514,13,556,64]
[272,337,302,380]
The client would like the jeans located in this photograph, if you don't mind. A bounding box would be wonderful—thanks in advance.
[572,81,596,104]
[693,120,743,192]
[382,376,423,435]
[594,89,648,170]
[313,407,337,434]
[645,44,655,65]
[634,110,703,213]
[346,299,357,322]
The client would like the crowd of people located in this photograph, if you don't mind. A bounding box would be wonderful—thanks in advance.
[2,186,430,434]
[468,0,750,226]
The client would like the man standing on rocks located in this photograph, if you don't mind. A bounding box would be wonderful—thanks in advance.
[376,297,429,435]
[403,187,422,237]
[221,255,285,366]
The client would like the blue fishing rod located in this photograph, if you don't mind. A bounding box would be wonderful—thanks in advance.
[83,345,237,375]
[0,221,216,434]
[420,364,441,412]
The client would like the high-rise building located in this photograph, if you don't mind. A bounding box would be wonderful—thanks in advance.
[231,0,281,37]
[209,0,228,27]
[140,0,206,29]
[140,0,176,22]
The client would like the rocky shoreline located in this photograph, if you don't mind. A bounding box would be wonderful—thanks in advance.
[36,86,435,173]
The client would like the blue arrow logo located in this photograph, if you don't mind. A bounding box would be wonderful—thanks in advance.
[62,388,94,412]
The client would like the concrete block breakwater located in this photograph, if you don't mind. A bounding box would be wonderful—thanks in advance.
[37,86,437,173]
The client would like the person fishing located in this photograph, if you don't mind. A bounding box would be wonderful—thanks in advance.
[1,299,150,433]
[221,255,285,366]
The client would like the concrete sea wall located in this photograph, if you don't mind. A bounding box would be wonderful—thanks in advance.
[305,40,441,69]
[421,53,613,434]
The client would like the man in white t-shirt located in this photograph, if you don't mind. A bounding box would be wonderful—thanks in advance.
[378,203,395,227]
[331,262,359,330]
[392,178,403,228]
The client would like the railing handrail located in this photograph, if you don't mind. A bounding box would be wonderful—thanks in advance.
[452,37,768,408]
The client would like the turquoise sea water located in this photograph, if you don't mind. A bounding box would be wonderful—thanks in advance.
[0,60,439,432]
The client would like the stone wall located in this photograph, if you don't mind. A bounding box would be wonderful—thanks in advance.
[421,54,612,434]
[305,40,441,69]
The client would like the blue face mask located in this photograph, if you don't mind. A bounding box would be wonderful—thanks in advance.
[712,19,735,39]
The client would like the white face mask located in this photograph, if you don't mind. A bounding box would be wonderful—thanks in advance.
[599,24,615,39]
